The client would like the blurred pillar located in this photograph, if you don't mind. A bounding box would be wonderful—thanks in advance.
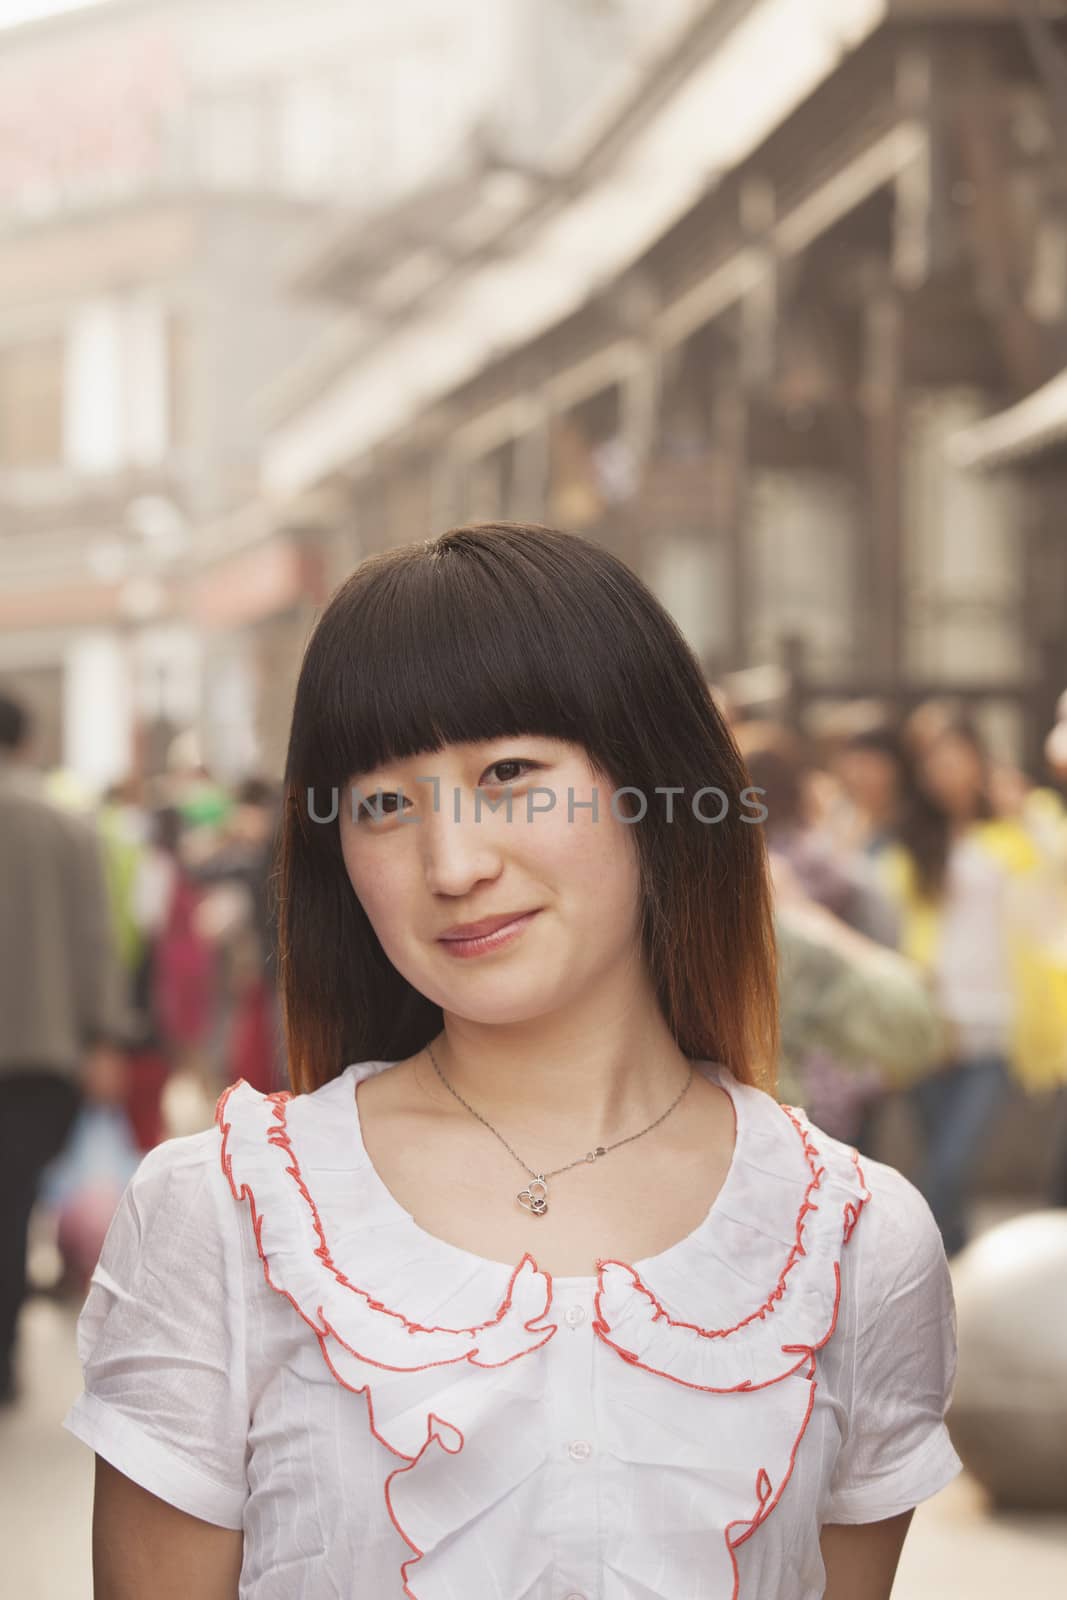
[511,401,551,524]
[724,174,779,673]
[429,451,463,533]
[1029,469,1067,771]
[893,43,960,291]
[780,633,807,731]
[616,345,661,578]
[739,176,778,393]
[713,386,750,672]
[62,630,132,791]
[862,289,903,689]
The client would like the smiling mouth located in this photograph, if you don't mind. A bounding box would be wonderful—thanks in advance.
[436,910,541,955]
[438,910,539,940]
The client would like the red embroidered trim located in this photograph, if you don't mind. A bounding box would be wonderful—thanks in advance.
[591,1102,872,1389]
[216,1081,556,1367]
[842,1144,866,1245]
[723,1383,817,1600]
[216,1080,555,1600]
[384,1417,466,1600]
[216,1080,871,1600]
[590,1102,872,1599]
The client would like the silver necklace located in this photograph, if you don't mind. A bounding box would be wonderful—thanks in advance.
[425,1040,695,1217]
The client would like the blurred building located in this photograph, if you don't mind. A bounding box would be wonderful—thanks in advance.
[5,0,1066,782]
[0,0,664,781]
[950,360,1067,750]
[256,0,1067,774]
[185,0,705,773]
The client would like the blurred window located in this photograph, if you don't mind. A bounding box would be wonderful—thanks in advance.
[0,336,64,468]
[279,77,341,196]
[65,300,122,474]
[125,295,168,468]
[197,94,270,189]
[166,313,190,452]
[65,296,171,473]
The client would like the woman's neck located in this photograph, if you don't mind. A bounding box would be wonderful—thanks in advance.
[424,972,692,1151]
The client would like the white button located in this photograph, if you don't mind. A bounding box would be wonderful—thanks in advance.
[564,1304,586,1327]
[568,1439,593,1462]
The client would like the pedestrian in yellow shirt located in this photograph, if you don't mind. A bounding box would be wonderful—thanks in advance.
[880,714,1067,1256]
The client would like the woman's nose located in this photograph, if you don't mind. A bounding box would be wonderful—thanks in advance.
[420,799,504,896]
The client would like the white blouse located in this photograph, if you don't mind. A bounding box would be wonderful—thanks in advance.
[933,834,1015,1055]
[64,1059,963,1599]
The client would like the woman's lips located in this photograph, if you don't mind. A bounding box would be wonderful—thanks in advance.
[437,910,540,958]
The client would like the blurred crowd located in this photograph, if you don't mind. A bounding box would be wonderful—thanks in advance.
[3,678,1067,1407]
[0,690,284,1405]
[725,689,1067,1261]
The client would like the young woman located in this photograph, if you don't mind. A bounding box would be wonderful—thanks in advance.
[881,711,1067,1258]
[65,524,962,1599]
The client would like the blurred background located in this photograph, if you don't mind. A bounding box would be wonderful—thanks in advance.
[1,0,1067,1595]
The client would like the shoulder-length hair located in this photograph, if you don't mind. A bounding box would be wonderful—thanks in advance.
[899,708,995,898]
[276,523,778,1097]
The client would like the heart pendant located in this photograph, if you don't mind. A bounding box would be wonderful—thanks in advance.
[516,1176,549,1216]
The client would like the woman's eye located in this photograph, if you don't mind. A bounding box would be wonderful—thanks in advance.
[351,762,539,823]
[483,759,538,786]
[354,789,409,822]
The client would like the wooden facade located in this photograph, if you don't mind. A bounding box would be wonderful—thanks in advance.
[273,1,1067,770]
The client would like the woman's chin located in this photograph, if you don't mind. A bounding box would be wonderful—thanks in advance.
[429,967,571,1028]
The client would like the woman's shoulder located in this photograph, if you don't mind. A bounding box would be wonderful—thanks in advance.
[108,1122,242,1265]
[824,1132,950,1308]
[217,1061,397,1136]
[752,1084,949,1296]
[855,1149,943,1253]
[77,1120,254,1372]
[212,1067,377,1218]
[124,1121,227,1203]
[107,1072,365,1261]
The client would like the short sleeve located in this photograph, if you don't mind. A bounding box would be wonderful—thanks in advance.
[63,1128,250,1529]
[823,1161,965,1524]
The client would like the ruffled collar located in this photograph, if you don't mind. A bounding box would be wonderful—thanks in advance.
[217,1057,871,1397]
[216,1060,871,1597]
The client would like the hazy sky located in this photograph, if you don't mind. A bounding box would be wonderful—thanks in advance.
[0,0,113,31]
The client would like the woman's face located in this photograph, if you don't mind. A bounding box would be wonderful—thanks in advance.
[919,731,984,819]
[338,736,645,1025]
[832,747,898,825]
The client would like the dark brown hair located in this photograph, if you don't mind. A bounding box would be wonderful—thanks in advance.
[277,523,778,1097]
[899,709,994,897]
[732,720,811,841]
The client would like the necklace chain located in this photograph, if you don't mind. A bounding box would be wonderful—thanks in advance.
[424,1040,694,1214]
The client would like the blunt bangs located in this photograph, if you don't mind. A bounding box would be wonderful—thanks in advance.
[288,523,713,801]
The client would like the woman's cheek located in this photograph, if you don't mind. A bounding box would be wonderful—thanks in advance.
[559,808,640,909]
[340,838,396,935]
[357,867,405,936]
[534,800,601,879]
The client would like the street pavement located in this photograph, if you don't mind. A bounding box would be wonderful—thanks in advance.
[2,1225,1066,1598]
